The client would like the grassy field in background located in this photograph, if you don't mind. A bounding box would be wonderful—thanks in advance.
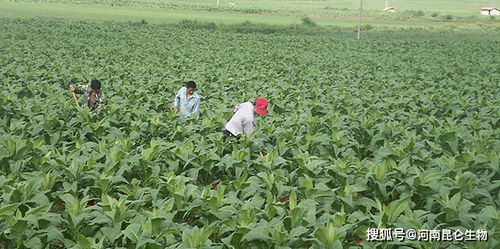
[8,0,500,15]
[0,1,303,25]
[167,0,500,16]
[1,0,499,30]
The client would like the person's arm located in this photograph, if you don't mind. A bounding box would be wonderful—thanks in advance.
[97,93,106,110]
[69,84,85,94]
[233,104,241,113]
[242,118,255,136]
[172,89,182,113]
[192,98,200,119]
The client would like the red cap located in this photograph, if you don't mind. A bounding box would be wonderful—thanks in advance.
[255,98,268,116]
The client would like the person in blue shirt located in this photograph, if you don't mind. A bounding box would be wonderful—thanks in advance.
[172,81,201,119]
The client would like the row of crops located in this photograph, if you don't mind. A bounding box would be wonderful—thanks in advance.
[8,0,500,24]
[0,18,499,248]
[9,0,330,15]
[2,0,459,18]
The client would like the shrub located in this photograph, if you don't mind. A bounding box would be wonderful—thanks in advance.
[302,17,317,27]
[175,19,216,30]
[403,10,425,18]
[360,24,374,31]
[414,10,425,17]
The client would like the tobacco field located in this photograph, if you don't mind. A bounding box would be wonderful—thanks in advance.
[0,18,499,249]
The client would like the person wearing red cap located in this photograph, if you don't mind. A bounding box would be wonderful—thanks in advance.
[223,98,268,141]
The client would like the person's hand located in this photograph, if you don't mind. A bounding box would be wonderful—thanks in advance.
[171,106,179,113]
[69,85,76,92]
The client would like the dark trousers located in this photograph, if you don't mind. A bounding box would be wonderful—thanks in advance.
[223,129,239,142]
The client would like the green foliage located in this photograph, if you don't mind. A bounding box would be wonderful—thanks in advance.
[360,24,374,31]
[405,10,426,17]
[0,17,499,249]
[301,17,317,27]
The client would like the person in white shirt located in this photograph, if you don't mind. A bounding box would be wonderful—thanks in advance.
[172,81,201,119]
[223,97,268,141]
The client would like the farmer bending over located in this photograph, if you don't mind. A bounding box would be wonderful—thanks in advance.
[172,81,200,119]
[223,97,268,141]
[69,79,105,111]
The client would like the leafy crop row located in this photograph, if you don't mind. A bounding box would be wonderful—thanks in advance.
[10,0,500,21]
[1,0,417,18]
[0,18,498,248]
